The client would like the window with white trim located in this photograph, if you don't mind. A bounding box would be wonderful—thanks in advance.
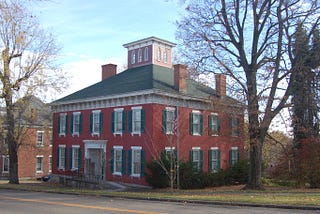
[192,149,200,169]
[209,147,220,173]
[131,147,142,177]
[72,112,81,136]
[162,107,176,134]
[231,117,240,137]
[59,113,67,136]
[113,108,124,134]
[49,131,53,146]
[49,155,52,173]
[164,147,176,161]
[91,110,102,135]
[71,146,80,170]
[230,147,239,166]
[190,111,203,135]
[130,107,145,134]
[36,131,44,146]
[209,114,220,136]
[133,109,141,133]
[36,155,43,173]
[113,146,123,175]
[2,155,9,173]
[58,145,66,170]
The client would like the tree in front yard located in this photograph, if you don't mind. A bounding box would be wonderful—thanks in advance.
[0,0,66,184]
[176,0,320,189]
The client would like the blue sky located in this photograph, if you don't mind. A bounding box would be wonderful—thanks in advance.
[33,0,184,99]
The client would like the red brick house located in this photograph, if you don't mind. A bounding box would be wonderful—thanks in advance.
[0,96,52,180]
[51,37,244,186]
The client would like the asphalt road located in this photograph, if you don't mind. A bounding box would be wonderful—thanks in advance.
[0,189,318,214]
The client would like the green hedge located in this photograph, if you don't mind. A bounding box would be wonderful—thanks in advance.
[146,157,249,189]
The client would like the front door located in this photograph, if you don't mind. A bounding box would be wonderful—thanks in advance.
[83,140,107,181]
[85,148,106,179]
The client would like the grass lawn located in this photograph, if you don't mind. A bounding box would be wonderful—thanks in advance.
[0,181,319,208]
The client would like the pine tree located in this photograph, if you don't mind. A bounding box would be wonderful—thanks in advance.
[309,28,320,137]
[292,24,320,147]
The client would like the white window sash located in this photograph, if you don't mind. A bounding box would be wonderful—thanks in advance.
[36,131,44,146]
[36,156,43,173]
[72,112,81,136]
[131,147,142,177]
[2,156,9,173]
[58,146,66,169]
[131,107,142,134]
[59,113,67,136]
[113,149,123,175]
[92,111,101,135]
[114,110,123,134]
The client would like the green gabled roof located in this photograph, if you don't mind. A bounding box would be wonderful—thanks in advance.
[53,64,220,104]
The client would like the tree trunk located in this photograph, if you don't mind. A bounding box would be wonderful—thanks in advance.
[6,96,19,184]
[246,136,263,189]
[244,71,264,190]
[2,49,19,184]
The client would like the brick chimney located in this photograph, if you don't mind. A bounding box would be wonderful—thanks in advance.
[174,64,187,93]
[101,64,117,81]
[215,74,226,97]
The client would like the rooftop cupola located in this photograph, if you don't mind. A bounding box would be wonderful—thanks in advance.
[123,37,176,69]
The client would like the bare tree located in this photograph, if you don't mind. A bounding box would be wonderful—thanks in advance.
[176,0,320,189]
[0,0,66,184]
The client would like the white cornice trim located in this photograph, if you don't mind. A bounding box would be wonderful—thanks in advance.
[123,36,176,49]
[51,88,242,113]
[51,89,211,112]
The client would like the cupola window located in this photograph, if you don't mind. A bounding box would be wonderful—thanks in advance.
[138,48,142,62]
[144,47,149,61]
[157,47,161,61]
[131,51,136,64]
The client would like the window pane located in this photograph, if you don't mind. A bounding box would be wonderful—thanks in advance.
[59,147,65,169]
[210,149,219,172]
[192,150,200,169]
[163,50,168,63]
[231,148,239,165]
[37,131,44,145]
[131,51,135,64]
[3,156,9,172]
[93,112,100,133]
[144,47,148,61]
[73,114,80,133]
[132,110,141,132]
[72,148,79,169]
[36,157,43,171]
[210,115,219,135]
[157,47,161,61]
[138,49,142,62]
[59,115,66,134]
[193,114,200,134]
[115,111,122,132]
[166,110,175,134]
[232,117,240,136]
[49,156,52,172]
[132,150,141,175]
[114,150,122,173]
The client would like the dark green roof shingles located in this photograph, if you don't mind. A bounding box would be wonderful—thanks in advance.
[53,64,219,103]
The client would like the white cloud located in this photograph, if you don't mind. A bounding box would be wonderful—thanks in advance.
[56,56,126,100]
